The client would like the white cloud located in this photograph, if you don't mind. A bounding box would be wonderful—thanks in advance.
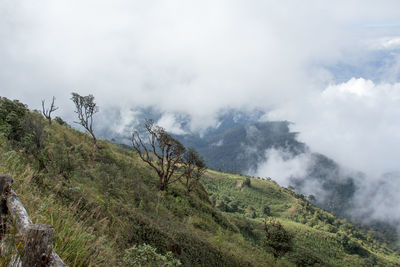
[324,77,375,96]
[1,0,400,130]
[269,78,400,177]
[156,113,187,135]
[211,139,224,147]
[369,37,400,50]
[265,77,400,226]
[251,148,313,187]
[352,172,400,224]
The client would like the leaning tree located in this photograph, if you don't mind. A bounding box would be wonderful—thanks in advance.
[131,119,186,191]
[71,92,99,147]
[182,147,206,195]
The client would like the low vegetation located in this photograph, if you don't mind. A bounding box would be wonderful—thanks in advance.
[0,96,399,266]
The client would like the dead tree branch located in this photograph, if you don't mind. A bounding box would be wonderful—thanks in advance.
[41,97,59,125]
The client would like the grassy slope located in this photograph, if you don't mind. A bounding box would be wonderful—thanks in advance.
[0,110,399,266]
[202,170,400,267]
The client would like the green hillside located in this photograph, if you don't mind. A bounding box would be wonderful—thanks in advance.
[0,97,399,266]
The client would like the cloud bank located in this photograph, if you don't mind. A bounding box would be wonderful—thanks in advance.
[268,78,400,177]
[2,0,400,229]
[1,0,400,129]
[256,78,400,230]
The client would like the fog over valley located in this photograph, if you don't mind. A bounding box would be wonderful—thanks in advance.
[2,0,400,246]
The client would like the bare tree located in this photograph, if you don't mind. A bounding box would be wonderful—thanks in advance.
[182,147,206,195]
[41,96,59,125]
[71,92,98,146]
[131,119,186,191]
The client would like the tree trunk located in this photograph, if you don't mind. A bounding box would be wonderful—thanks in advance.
[22,224,54,267]
[158,179,167,191]
[90,131,97,148]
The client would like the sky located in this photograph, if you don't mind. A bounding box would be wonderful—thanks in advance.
[2,1,400,220]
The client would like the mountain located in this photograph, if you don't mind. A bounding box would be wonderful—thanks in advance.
[172,112,355,213]
[171,111,399,250]
[1,97,399,266]
[175,120,305,174]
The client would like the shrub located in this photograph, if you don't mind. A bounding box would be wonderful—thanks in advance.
[337,233,369,257]
[288,249,325,266]
[20,112,47,167]
[0,99,47,169]
[227,201,239,212]
[264,218,293,258]
[246,206,256,218]
[262,205,271,216]
[54,116,67,126]
[0,97,28,143]
[216,200,227,212]
[243,177,251,187]
[122,243,181,267]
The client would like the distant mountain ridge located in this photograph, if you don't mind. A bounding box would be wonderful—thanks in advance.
[174,120,304,173]
[102,108,357,215]
[170,110,399,249]
[172,115,355,213]
[101,107,399,249]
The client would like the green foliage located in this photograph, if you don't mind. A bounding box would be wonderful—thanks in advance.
[264,218,294,258]
[45,134,88,179]
[70,92,98,146]
[288,251,325,266]
[54,116,68,126]
[337,233,369,257]
[0,97,28,143]
[20,112,47,169]
[122,243,181,267]
[216,199,227,212]
[227,200,239,213]
[246,206,257,219]
[0,98,48,169]
[243,177,251,187]
[263,205,271,216]
[182,147,206,195]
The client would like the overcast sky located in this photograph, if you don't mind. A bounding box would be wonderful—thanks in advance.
[2,1,400,179]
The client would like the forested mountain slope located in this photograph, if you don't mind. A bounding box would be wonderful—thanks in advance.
[0,97,399,266]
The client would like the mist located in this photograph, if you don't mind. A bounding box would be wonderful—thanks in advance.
[2,0,400,233]
[250,144,400,235]
[2,1,400,126]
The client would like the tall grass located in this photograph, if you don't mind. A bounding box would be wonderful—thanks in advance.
[0,148,118,266]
